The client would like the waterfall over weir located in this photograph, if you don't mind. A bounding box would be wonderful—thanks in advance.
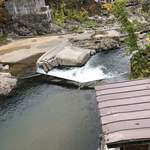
[0,49,130,150]
[37,49,130,84]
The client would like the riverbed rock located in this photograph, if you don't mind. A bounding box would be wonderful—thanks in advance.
[0,72,17,96]
[70,37,120,51]
[56,46,91,66]
[138,33,146,39]
[70,30,120,51]
[37,44,93,72]
[93,30,120,39]
[50,23,64,34]
[0,64,9,71]
[94,37,120,52]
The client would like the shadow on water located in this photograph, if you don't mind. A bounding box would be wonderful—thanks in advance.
[0,48,129,150]
[0,77,100,150]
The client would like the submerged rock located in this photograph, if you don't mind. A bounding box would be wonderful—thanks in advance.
[0,72,17,96]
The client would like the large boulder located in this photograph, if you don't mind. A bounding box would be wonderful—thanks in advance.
[37,45,94,72]
[0,72,17,96]
[56,46,91,66]
[92,37,120,52]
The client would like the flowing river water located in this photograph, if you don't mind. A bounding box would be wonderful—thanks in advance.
[0,49,129,150]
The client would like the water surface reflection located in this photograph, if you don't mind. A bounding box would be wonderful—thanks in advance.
[0,81,100,150]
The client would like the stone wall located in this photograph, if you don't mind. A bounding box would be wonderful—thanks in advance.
[5,0,47,17]
[10,14,51,36]
[4,0,51,36]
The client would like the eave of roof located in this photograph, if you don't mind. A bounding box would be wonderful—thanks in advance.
[95,78,150,147]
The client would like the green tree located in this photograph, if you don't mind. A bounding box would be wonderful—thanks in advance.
[112,0,150,79]
[142,0,150,13]
[112,0,138,53]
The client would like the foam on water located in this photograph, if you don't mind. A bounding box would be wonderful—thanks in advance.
[46,66,113,83]
[37,54,114,83]
[37,49,130,83]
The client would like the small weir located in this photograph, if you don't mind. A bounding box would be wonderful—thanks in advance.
[0,49,129,150]
[37,49,130,84]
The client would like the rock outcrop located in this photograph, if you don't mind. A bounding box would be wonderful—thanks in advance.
[10,14,51,36]
[4,0,51,36]
[0,72,17,96]
[37,45,95,73]
[70,30,120,52]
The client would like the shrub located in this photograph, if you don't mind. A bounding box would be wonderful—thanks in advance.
[0,35,8,46]
[131,48,150,79]
[142,0,150,13]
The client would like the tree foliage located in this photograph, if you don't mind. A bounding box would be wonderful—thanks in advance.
[112,0,150,79]
[112,0,138,53]
[131,48,150,79]
[46,0,93,11]
[142,0,150,13]
[48,0,92,26]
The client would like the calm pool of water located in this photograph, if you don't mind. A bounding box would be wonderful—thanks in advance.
[0,81,100,150]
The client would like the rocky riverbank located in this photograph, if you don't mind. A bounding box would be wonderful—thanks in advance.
[70,30,120,52]
[0,72,17,96]
[1,3,149,96]
[0,30,121,96]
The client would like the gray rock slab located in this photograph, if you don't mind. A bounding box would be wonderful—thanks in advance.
[56,45,91,66]
[37,43,93,73]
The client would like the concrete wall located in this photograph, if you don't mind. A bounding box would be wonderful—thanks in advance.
[4,0,51,36]
[5,0,47,17]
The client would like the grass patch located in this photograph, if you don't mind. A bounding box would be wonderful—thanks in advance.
[81,20,100,29]
[0,35,8,46]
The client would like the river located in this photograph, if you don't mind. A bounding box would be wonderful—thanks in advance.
[0,49,129,150]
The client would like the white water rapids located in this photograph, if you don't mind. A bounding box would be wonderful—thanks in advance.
[37,65,113,83]
[37,49,130,83]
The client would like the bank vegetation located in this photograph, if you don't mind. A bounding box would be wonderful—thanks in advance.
[112,0,150,79]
